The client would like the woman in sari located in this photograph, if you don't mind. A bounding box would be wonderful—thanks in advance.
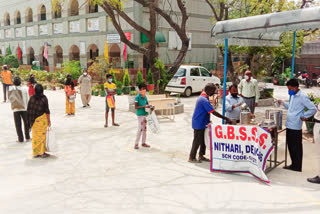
[27,84,51,158]
[64,74,76,116]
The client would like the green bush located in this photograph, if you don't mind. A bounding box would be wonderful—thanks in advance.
[136,70,144,86]
[123,69,130,86]
[4,55,19,68]
[110,68,116,83]
[116,81,123,89]
[100,84,105,91]
[0,56,4,65]
[63,60,82,80]
[147,69,154,85]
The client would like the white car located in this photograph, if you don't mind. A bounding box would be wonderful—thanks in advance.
[165,65,221,97]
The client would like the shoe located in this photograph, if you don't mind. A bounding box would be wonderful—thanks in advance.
[199,156,210,162]
[307,176,320,184]
[188,158,201,163]
[142,143,150,148]
[87,104,90,107]
[83,105,87,108]
[134,145,139,150]
[283,165,301,172]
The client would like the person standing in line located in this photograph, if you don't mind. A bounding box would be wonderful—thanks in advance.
[279,79,317,172]
[225,84,244,124]
[307,105,320,184]
[189,83,232,163]
[27,84,51,158]
[8,77,30,143]
[0,65,13,103]
[104,74,119,127]
[64,74,76,116]
[78,70,92,108]
[238,70,260,114]
[27,74,37,97]
[134,83,154,150]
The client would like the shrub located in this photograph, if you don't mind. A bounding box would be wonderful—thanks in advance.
[123,69,130,87]
[4,55,19,68]
[136,70,144,86]
[63,60,82,80]
[110,68,116,83]
[147,69,154,85]
[0,56,4,65]
[100,84,105,91]
[116,81,123,89]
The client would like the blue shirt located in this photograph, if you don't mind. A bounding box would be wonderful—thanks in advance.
[192,93,215,130]
[225,94,244,120]
[284,90,317,130]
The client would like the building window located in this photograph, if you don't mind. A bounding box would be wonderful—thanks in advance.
[69,0,79,16]
[15,11,21,24]
[26,8,33,23]
[88,2,98,13]
[53,2,62,19]
[40,5,47,21]
[4,13,10,26]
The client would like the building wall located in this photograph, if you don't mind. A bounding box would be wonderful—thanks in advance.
[0,0,217,70]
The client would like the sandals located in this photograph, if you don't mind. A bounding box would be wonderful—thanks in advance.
[104,124,108,128]
[142,143,150,148]
[188,158,201,163]
[134,145,139,150]
[199,156,210,162]
[112,123,120,127]
[40,153,50,158]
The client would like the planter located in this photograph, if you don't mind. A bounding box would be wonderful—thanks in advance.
[52,86,56,91]
[265,78,272,83]
[264,88,274,98]
[273,79,279,85]
[306,121,315,134]
[147,84,155,91]
[130,86,136,92]
[92,90,94,95]
[94,91,99,96]
[128,96,136,105]
[116,88,123,95]
[123,86,130,95]
[278,79,286,86]
[100,90,106,97]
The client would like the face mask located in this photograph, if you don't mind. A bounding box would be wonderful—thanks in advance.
[84,73,88,76]
[288,90,296,96]
[140,89,146,96]
[231,93,238,98]
[108,78,113,83]
[245,75,249,80]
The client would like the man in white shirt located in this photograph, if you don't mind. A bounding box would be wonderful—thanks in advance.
[225,84,244,123]
[8,77,30,143]
[238,70,260,113]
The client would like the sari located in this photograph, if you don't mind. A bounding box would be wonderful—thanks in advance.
[32,113,48,157]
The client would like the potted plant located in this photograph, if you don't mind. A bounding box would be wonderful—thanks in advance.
[116,81,123,95]
[93,84,99,96]
[305,93,320,134]
[123,69,131,95]
[100,84,106,97]
[147,69,154,91]
[149,90,154,95]
[136,70,145,87]
[62,60,82,85]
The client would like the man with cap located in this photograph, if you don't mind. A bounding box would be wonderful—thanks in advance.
[238,70,260,114]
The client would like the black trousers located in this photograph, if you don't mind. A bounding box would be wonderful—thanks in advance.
[3,83,10,101]
[13,111,30,142]
[286,129,303,171]
[190,129,206,159]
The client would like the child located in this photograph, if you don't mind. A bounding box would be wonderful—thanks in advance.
[64,74,76,116]
[189,83,232,163]
[134,83,154,149]
[27,74,37,96]
[104,74,119,127]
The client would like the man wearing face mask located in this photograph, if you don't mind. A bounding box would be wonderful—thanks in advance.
[189,83,232,163]
[78,70,92,108]
[225,84,244,124]
[238,70,260,114]
[279,79,317,172]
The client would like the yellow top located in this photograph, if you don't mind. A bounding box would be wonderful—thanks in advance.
[104,82,116,90]
[0,70,13,84]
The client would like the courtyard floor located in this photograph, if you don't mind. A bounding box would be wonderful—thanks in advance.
[0,84,320,214]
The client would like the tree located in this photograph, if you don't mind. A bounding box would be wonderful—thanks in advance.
[4,55,19,68]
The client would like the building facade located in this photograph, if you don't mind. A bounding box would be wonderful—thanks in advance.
[0,0,217,70]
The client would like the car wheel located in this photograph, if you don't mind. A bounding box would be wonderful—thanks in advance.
[184,87,192,97]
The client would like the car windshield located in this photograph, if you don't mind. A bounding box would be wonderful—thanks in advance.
[174,68,186,77]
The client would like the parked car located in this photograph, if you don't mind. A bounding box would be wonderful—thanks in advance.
[165,65,221,97]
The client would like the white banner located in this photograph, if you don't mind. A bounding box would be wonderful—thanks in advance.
[22,41,26,54]
[53,23,63,34]
[209,124,274,183]
[27,26,34,36]
[39,24,48,35]
[87,18,99,32]
[80,41,86,55]
[70,20,80,33]
[1,47,5,55]
[5,29,12,38]
[15,28,23,38]
[107,34,121,44]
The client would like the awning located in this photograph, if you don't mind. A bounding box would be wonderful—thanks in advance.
[141,32,166,44]
[211,7,320,47]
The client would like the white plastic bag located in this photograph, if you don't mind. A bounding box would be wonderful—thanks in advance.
[147,111,160,134]
[314,123,320,144]
[46,127,58,152]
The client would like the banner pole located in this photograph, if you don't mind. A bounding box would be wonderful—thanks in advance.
[291,31,296,79]
[222,38,228,124]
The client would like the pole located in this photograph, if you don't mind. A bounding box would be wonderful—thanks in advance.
[222,38,228,124]
[291,31,296,79]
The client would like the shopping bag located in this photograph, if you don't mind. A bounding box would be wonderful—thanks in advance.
[147,111,160,134]
[314,108,320,144]
[8,86,24,110]
[46,128,58,152]
[68,95,76,103]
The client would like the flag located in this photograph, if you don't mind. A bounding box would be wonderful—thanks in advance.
[7,44,11,55]
[17,44,22,61]
[43,42,48,60]
[123,44,127,62]
[104,40,109,64]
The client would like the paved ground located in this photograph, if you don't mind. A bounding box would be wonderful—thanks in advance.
[0,84,320,214]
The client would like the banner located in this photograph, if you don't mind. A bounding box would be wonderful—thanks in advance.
[87,18,99,32]
[209,124,274,183]
[107,34,121,44]
[27,26,34,36]
[39,25,48,35]
[15,28,23,38]
[53,23,63,34]
[70,20,80,33]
